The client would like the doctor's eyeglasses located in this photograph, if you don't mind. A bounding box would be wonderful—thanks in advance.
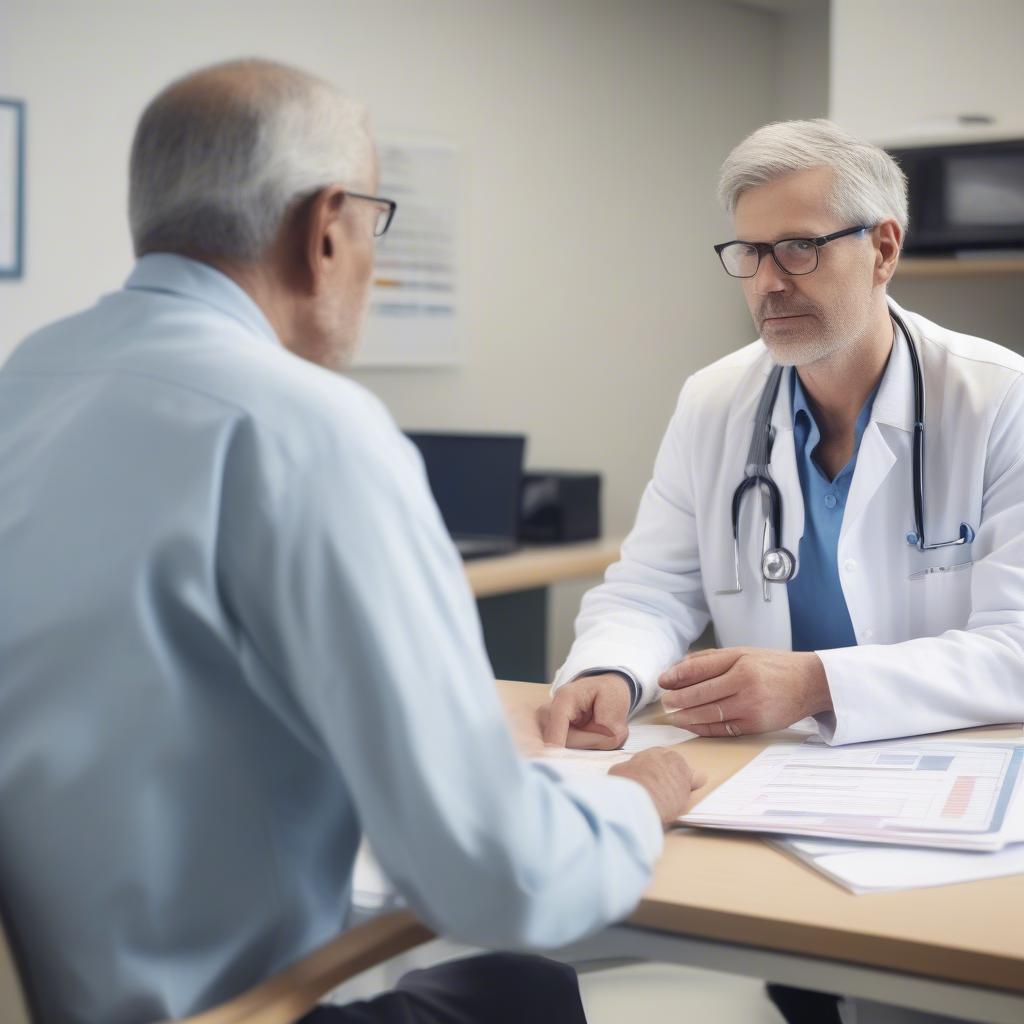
[714,224,871,278]
[344,191,397,238]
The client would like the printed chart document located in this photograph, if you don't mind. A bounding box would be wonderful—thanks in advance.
[681,740,1024,851]
[772,770,1024,892]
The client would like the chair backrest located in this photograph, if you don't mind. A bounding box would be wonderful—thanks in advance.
[0,910,32,1024]
[178,911,433,1024]
[0,904,431,1024]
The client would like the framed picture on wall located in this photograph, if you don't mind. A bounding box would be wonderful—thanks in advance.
[1,98,26,279]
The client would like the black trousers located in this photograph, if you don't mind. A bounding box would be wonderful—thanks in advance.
[300,952,587,1024]
[766,982,842,1024]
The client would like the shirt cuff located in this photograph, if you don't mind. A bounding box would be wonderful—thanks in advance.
[538,769,664,867]
[571,667,643,715]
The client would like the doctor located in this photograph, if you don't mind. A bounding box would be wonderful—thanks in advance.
[541,118,1024,753]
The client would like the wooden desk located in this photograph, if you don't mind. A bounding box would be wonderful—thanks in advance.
[464,540,621,682]
[497,680,1024,1024]
[464,538,622,599]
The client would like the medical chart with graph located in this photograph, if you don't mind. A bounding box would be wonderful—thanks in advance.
[682,741,1024,851]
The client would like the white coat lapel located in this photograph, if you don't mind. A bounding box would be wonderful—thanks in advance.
[842,325,913,538]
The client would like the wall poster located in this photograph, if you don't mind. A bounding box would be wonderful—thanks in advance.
[354,138,463,367]
[0,99,25,279]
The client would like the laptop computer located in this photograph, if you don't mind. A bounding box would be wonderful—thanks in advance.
[406,432,526,560]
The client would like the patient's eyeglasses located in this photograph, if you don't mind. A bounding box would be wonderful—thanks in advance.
[345,191,397,238]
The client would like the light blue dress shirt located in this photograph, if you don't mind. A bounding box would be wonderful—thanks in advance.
[787,369,879,652]
[0,255,661,1024]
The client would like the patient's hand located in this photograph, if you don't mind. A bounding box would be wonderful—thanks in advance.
[538,673,632,750]
[658,647,832,737]
[610,748,706,827]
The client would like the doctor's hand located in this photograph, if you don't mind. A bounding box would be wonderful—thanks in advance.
[658,648,832,737]
[538,673,632,750]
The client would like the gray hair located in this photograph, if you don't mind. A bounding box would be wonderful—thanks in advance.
[129,59,372,261]
[717,119,908,234]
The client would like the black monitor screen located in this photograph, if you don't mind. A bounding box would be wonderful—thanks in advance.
[406,432,526,539]
[947,153,1024,226]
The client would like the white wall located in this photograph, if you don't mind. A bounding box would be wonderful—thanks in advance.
[828,0,1024,360]
[775,0,829,120]
[831,0,1024,145]
[1,0,788,674]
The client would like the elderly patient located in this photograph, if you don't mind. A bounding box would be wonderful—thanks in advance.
[0,60,701,1024]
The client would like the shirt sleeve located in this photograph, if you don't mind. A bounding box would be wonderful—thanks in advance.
[566,668,644,714]
[553,378,712,708]
[216,390,663,949]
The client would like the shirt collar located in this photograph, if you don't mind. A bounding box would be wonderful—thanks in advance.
[790,369,821,452]
[790,363,882,456]
[124,253,281,348]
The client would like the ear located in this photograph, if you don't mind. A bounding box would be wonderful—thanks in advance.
[873,219,903,286]
[301,186,347,295]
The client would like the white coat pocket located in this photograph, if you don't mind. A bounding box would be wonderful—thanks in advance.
[908,559,973,637]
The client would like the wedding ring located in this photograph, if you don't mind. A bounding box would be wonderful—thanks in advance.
[716,703,724,723]
[725,723,740,738]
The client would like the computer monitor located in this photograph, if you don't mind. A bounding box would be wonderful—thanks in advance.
[405,432,526,559]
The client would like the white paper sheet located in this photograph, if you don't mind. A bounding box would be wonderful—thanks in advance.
[624,723,697,751]
[777,838,1024,894]
[682,739,1024,851]
[531,723,696,778]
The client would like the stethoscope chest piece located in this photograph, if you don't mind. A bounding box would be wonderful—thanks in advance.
[761,546,795,582]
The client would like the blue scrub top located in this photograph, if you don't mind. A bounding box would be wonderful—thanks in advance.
[787,368,880,652]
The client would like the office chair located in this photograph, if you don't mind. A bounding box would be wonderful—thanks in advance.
[0,907,433,1024]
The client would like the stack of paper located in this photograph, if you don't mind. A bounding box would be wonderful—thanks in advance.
[772,833,1024,894]
[680,740,1024,852]
[770,745,1024,892]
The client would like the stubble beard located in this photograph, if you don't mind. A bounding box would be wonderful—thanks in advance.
[755,296,868,368]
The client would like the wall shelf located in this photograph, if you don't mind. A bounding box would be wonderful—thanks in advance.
[898,257,1024,278]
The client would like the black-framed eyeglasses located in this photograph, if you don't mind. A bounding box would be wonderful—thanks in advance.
[345,191,397,238]
[713,224,871,278]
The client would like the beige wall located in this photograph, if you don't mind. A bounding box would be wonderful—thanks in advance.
[0,0,796,676]
[775,0,830,121]
[890,277,1023,358]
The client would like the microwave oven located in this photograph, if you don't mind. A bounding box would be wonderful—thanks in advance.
[887,139,1024,254]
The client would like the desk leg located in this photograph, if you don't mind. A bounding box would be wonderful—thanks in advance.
[549,925,1024,1024]
[476,587,548,683]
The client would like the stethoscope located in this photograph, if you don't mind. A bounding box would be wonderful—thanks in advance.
[718,304,975,601]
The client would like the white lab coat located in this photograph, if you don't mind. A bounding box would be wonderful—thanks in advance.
[555,301,1024,745]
